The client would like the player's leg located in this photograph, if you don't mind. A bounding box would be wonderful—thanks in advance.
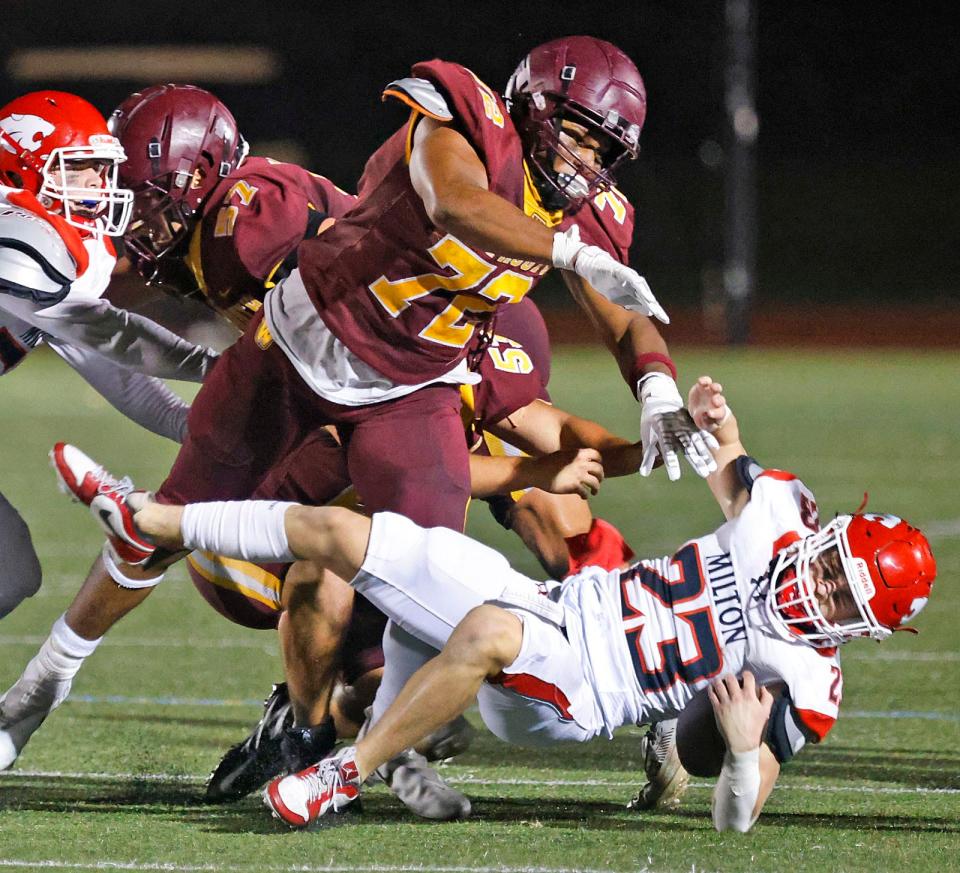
[265,601,599,827]
[0,327,301,768]
[354,606,520,777]
[0,492,42,619]
[342,384,471,531]
[278,562,354,728]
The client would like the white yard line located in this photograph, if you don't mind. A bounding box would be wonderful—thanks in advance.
[42,693,957,722]
[0,862,647,873]
[0,635,277,653]
[923,517,960,538]
[1,768,957,796]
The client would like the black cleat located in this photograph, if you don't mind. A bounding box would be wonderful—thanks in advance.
[205,683,294,803]
[280,718,338,773]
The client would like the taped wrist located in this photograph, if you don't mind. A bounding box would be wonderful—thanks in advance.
[102,542,166,590]
[180,500,297,563]
[712,747,761,832]
[551,228,586,271]
[638,371,683,408]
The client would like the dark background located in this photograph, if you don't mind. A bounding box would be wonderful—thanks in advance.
[3,0,958,315]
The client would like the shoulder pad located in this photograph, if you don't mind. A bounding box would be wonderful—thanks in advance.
[0,208,75,306]
[382,77,453,121]
[735,454,765,493]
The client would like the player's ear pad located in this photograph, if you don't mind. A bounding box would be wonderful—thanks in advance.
[676,679,787,777]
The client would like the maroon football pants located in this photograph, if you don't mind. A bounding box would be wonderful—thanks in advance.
[157,313,471,531]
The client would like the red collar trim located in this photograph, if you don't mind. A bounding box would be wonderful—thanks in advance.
[6,190,89,277]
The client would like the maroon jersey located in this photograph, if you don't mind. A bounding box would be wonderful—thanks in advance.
[295,60,634,385]
[185,156,356,315]
[462,296,551,453]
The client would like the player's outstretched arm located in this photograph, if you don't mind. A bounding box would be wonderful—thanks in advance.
[687,376,749,520]
[708,671,780,832]
[468,448,604,500]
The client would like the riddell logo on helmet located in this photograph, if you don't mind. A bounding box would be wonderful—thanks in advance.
[88,134,118,147]
[850,557,875,598]
[0,114,55,154]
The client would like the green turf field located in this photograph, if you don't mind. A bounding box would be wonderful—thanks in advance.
[0,345,957,873]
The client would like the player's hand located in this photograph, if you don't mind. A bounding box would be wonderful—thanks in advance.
[638,373,718,481]
[708,671,774,755]
[537,447,605,499]
[552,225,669,323]
[687,375,731,432]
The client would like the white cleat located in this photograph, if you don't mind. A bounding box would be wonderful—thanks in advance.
[627,718,690,811]
[0,659,73,770]
[377,749,472,821]
[416,713,477,763]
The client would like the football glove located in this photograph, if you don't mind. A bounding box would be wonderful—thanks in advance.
[638,373,719,481]
[552,225,669,323]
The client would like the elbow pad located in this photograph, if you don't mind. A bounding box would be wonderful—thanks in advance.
[712,748,761,833]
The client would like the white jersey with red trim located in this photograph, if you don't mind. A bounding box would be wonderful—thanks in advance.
[0,184,117,374]
[558,470,842,753]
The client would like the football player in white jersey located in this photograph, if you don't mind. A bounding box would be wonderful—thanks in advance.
[0,90,217,752]
[51,375,936,832]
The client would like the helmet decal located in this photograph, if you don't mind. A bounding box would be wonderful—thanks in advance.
[0,114,56,155]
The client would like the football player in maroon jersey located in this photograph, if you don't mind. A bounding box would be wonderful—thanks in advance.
[0,37,718,806]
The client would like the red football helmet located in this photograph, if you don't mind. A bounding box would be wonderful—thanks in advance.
[0,91,133,238]
[504,36,646,210]
[108,84,247,278]
[769,513,936,647]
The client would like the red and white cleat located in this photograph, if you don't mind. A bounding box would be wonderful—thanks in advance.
[50,442,155,566]
[264,745,362,828]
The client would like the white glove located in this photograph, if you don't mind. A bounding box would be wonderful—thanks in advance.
[552,225,669,323]
[638,373,719,481]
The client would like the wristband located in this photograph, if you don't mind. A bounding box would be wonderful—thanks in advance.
[630,353,678,395]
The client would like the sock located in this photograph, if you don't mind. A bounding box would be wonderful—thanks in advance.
[37,614,102,680]
[180,500,296,563]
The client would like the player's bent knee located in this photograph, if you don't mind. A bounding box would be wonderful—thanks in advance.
[287,506,370,578]
[448,605,523,675]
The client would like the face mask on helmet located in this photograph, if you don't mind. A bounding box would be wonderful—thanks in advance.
[505,36,645,211]
[0,91,134,239]
[108,84,247,281]
[767,514,936,648]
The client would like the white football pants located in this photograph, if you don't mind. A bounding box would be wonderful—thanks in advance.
[356,512,601,747]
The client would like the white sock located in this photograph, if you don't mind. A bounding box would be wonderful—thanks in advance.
[38,614,102,680]
[180,500,296,563]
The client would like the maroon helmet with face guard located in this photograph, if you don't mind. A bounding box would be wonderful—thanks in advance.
[108,84,247,280]
[504,36,646,210]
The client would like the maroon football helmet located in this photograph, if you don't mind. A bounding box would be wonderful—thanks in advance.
[108,84,247,280]
[505,36,646,210]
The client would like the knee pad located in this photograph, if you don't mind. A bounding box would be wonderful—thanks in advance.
[102,543,166,590]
